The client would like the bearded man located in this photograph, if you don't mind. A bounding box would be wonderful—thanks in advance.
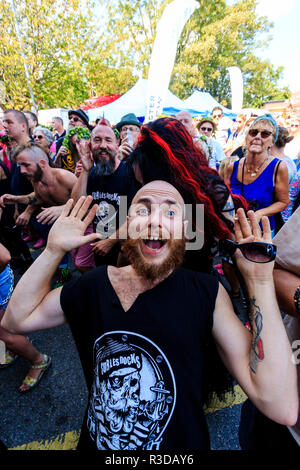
[1,184,298,450]
[0,143,77,227]
[71,123,138,267]
[0,142,77,284]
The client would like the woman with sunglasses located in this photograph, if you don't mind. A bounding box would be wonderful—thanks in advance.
[33,127,55,166]
[223,114,289,299]
[225,114,289,237]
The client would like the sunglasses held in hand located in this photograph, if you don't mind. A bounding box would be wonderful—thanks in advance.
[219,239,277,263]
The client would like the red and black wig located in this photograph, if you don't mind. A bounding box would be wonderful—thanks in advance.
[128,117,245,244]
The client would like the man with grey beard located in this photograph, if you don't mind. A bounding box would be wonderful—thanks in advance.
[71,124,138,267]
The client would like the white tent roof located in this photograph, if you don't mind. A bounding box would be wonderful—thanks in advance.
[86,79,237,123]
[87,78,186,124]
[181,91,236,118]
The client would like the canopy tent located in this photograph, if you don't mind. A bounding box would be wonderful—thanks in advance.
[86,78,187,124]
[84,79,237,123]
[179,91,237,119]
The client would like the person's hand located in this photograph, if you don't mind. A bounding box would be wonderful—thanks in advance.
[46,196,100,255]
[233,208,273,282]
[36,205,65,225]
[91,237,114,256]
[117,136,134,160]
[75,160,83,178]
[56,145,68,157]
[75,138,94,172]
[0,194,16,208]
[253,209,264,224]
[15,210,31,226]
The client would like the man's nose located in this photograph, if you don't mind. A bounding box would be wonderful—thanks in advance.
[148,206,162,228]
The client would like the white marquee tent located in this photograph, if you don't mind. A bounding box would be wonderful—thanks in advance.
[86,78,236,124]
[181,91,235,118]
[87,78,186,124]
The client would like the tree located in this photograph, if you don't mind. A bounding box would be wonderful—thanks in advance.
[0,0,97,110]
[0,0,291,111]
[99,0,291,108]
[170,0,291,107]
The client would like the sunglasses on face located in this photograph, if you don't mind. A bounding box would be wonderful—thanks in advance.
[291,124,299,128]
[200,127,213,132]
[69,116,82,123]
[33,135,44,140]
[248,129,273,139]
[219,239,276,263]
[213,114,222,118]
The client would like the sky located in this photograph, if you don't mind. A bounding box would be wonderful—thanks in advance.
[228,0,300,93]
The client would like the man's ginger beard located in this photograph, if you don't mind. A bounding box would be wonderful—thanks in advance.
[122,234,186,282]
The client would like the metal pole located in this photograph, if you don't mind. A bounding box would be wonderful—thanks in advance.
[10,0,37,111]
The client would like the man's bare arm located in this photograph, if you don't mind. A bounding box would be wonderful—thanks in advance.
[71,138,94,203]
[1,197,100,334]
[212,210,298,425]
[71,168,90,202]
[0,192,36,207]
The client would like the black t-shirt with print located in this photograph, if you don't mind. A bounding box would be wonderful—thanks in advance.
[86,161,138,266]
[60,266,219,451]
[87,161,137,237]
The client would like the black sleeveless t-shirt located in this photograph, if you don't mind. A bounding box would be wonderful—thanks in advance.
[60,266,219,451]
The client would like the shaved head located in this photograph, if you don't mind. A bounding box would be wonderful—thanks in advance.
[131,180,185,216]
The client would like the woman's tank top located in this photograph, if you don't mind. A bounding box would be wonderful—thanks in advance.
[230,158,279,230]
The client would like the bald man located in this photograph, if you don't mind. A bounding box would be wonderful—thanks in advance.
[176,110,209,158]
[1,183,298,450]
[176,110,198,138]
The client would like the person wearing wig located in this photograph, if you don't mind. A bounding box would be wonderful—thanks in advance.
[127,117,247,274]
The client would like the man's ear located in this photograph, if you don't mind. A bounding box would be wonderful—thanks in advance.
[39,159,47,168]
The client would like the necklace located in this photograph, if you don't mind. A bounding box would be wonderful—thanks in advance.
[245,156,269,177]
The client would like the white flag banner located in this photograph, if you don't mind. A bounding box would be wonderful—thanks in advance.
[227,66,243,113]
[144,0,199,123]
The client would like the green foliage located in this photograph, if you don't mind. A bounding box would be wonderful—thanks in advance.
[170,0,290,107]
[62,126,91,150]
[0,0,291,111]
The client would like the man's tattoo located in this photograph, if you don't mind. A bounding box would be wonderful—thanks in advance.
[249,296,264,374]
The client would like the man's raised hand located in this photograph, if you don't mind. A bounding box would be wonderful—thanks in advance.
[46,196,100,255]
[233,208,274,282]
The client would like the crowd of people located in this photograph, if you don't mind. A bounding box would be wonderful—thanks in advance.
[0,103,300,451]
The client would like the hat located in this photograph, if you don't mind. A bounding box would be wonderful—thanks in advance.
[68,108,89,126]
[115,113,141,132]
[97,337,142,379]
[196,117,216,132]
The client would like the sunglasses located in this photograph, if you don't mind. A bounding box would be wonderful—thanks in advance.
[291,124,299,128]
[213,114,222,118]
[200,127,213,132]
[33,135,44,140]
[69,116,82,123]
[248,129,273,139]
[219,239,276,263]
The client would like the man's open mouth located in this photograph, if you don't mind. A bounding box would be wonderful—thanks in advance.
[141,237,168,254]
